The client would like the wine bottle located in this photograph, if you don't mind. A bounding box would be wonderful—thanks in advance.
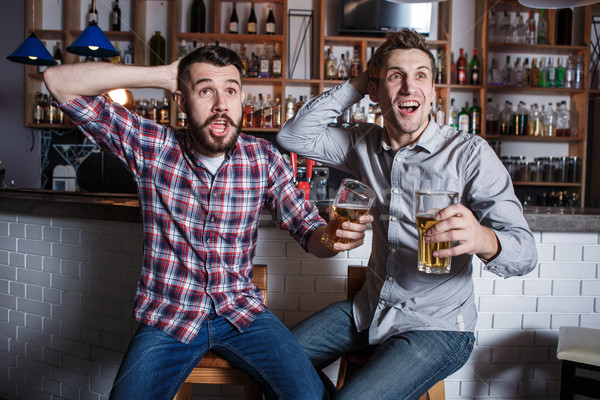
[271,43,282,78]
[266,3,276,35]
[325,47,336,80]
[458,104,470,132]
[229,3,239,34]
[111,0,121,31]
[456,48,466,85]
[248,3,257,34]
[149,31,165,66]
[350,47,361,78]
[469,99,481,135]
[88,2,98,25]
[190,0,206,33]
[53,42,63,65]
[469,48,479,85]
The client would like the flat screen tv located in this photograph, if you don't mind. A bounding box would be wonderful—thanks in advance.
[338,0,433,36]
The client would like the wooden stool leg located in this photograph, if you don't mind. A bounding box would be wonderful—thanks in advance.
[560,360,576,400]
[243,374,263,400]
[173,382,194,400]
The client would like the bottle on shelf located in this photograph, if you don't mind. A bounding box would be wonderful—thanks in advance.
[456,48,466,84]
[177,108,187,127]
[547,57,556,87]
[190,0,206,33]
[243,93,254,128]
[239,45,249,77]
[123,44,134,65]
[526,10,536,45]
[509,12,527,44]
[336,53,349,80]
[111,0,121,31]
[499,101,514,135]
[543,102,557,137]
[528,103,542,137]
[88,1,98,25]
[147,98,158,122]
[488,9,499,42]
[263,94,273,128]
[435,58,444,84]
[295,95,305,115]
[266,3,276,35]
[469,99,481,135]
[253,94,264,128]
[229,2,239,34]
[575,54,584,89]
[537,9,549,44]
[248,52,259,78]
[435,97,445,126]
[523,57,531,87]
[565,55,575,88]
[447,98,458,129]
[556,101,571,137]
[469,48,480,85]
[178,40,189,59]
[530,58,540,87]
[555,58,565,88]
[502,55,513,86]
[110,42,121,64]
[485,98,499,135]
[33,92,44,124]
[513,101,528,136]
[366,104,377,124]
[149,31,166,66]
[271,43,282,79]
[285,95,295,122]
[500,10,511,43]
[538,57,548,88]
[53,42,63,65]
[350,48,361,78]
[556,7,573,45]
[273,97,282,128]
[458,103,470,132]
[514,57,524,87]
[259,44,270,78]
[247,2,258,34]
[488,58,501,85]
[159,98,170,125]
[325,47,337,80]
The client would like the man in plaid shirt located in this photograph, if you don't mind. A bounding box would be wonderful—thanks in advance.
[43,46,372,400]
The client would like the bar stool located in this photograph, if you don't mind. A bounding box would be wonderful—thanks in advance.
[556,326,600,400]
[172,264,268,400]
[336,266,445,400]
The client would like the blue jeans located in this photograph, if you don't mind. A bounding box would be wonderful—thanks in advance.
[291,299,475,400]
[110,308,328,400]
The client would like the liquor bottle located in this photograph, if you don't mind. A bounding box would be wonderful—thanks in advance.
[190,0,206,33]
[147,98,158,122]
[514,57,524,87]
[178,40,188,59]
[485,98,499,135]
[47,96,58,124]
[537,9,549,44]
[547,57,556,88]
[336,53,349,80]
[42,94,50,123]
[435,59,444,84]
[273,97,282,128]
[266,3,276,35]
[526,10,536,45]
[435,97,445,126]
[488,58,501,85]
[247,2,257,34]
[253,94,264,128]
[159,98,170,124]
[229,3,239,34]
[565,55,575,89]
[556,101,570,137]
[523,57,531,87]
[88,2,98,24]
[556,8,573,45]
[513,101,528,136]
[350,48,361,78]
[285,95,295,121]
[447,98,458,129]
[538,57,547,88]
[469,99,481,135]
[488,9,499,42]
[263,94,273,128]
[366,104,376,124]
[123,44,134,65]
[500,10,511,43]
[110,42,121,64]
[258,44,270,78]
[531,58,540,87]
[53,42,63,65]
[325,47,336,80]
[239,45,249,77]
[271,43,282,79]
[502,55,513,86]
[33,92,44,124]
[243,93,254,128]
[295,95,305,115]
[177,109,187,127]
[528,103,542,137]
[509,12,526,44]
[469,48,480,85]
[248,52,259,78]
[499,101,513,135]
[456,48,466,84]
[458,104,470,132]
[149,31,165,66]
[555,58,565,88]
[111,0,121,31]
[543,102,557,137]
[575,54,584,89]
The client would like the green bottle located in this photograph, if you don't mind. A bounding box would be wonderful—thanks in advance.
[458,103,470,132]
[149,31,165,66]
[469,99,481,135]
[190,0,206,33]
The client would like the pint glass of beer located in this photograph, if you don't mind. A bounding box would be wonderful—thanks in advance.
[321,179,376,251]
[415,190,459,274]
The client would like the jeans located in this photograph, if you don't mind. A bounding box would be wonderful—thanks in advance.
[291,299,475,400]
[109,307,328,400]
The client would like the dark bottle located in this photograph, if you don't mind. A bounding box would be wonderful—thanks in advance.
[53,42,63,65]
[247,3,257,34]
[111,0,121,31]
[456,48,466,85]
[159,98,170,125]
[229,3,239,34]
[88,2,98,24]
[190,0,206,33]
[265,3,276,35]
[556,8,573,45]
[149,31,166,66]
[469,48,480,85]
[469,99,481,135]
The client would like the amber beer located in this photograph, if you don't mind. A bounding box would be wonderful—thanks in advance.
[416,214,452,273]
[321,204,370,250]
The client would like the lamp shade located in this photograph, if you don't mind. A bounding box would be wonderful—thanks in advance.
[6,32,57,66]
[66,23,119,58]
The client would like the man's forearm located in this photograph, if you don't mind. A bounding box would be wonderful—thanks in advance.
[43,62,178,104]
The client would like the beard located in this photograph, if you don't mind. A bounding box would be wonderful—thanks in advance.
[188,112,242,155]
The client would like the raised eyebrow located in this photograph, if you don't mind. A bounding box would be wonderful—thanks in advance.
[192,77,242,89]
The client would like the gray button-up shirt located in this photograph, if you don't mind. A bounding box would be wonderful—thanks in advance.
[277,82,537,345]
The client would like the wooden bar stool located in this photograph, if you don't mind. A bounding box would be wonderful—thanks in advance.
[336,266,445,400]
[172,265,268,400]
[556,326,600,400]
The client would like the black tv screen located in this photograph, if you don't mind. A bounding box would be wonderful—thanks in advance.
[339,0,433,36]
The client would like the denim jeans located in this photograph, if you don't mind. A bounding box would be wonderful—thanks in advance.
[109,307,328,400]
[291,299,475,400]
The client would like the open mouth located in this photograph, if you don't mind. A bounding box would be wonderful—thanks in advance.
[397,100,420,115]
[211,119,229,136]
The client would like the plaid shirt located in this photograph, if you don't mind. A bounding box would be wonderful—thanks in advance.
[61,96,325,343]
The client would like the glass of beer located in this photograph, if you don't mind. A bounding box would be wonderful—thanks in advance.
[415,190,459,274]
[321,179,376,251]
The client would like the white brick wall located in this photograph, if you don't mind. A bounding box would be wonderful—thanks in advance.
[0,211,599,399]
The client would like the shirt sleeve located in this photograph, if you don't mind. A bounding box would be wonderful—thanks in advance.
[58,95,167,177]
[464,139,538,278]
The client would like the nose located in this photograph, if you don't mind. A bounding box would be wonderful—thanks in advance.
[212,91,229,112]
[402,77,416,94]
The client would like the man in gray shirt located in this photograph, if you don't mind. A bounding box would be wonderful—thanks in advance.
[277,29,537,399]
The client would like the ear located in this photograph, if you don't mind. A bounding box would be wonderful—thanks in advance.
[173,90,186,114]
[367,80,379,103]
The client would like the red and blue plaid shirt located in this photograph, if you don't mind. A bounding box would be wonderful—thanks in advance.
[61,96,325,343]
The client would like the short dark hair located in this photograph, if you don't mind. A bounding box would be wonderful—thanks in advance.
[177,45,244,93]
[369,29,436,83]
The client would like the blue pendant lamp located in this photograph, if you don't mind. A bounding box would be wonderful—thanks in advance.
[66,0,119,58]
[6,1,57,66]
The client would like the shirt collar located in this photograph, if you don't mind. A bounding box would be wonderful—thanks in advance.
[379,118,439,154]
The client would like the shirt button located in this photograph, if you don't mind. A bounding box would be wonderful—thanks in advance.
[207,238,212,244]
[395,156,402,163]
[379,299,386,306]
[210,217,215,223]
[387,276,393,281]
[391,216,397,222]
[392,188,399,194]
[390,248,396,253]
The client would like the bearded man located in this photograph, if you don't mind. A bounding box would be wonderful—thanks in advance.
[44,45,371,400]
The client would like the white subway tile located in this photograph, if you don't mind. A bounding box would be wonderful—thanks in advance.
[17,325,52,348]
[536,244,555,261]
[473,278,494,295]
[494,279,524,295]
[538,297,594,313]
[89,248,131,268]
[552,280,581,296]
[25,225,43,240]
[520,346,550,363]
[9,223,25,238]
[17,298,51,318]
[580,314,600,328]
[582,280,600,296]
[539,262,597,279]
[477,329,535,346]
[551,314,580,329]
[52,242,89,262]
[316,276,346,294]
[478,295,537,312]
[42,257,60,274]
[284,276,315,293]
[459,379,490,396]
[522,314,551,329]
[523,279,553,296]
[489,379,520,396]
[0,236,17,252]
[16,268,50,287]
[89,220,132,235]
[0,221,8,236]
[493,314,522,329]
[301,259,349,276]
[18,215,51,226]
[285,240,318,258]
[25,254,43,270]
[26,285,43,301]
[541,232,598,245]
[533,329,559,346]
[554,245,583,261]
[475,312,493,329]
[255,240,286,258]
[491,346,519,363]
[61,228,81,245]
[9,281,24,298]
[9,252,24,267]
[583,245,600,261]
[253,258,301,276]
[518,378,551,397]
[42,226,60,242]
[0,264,16,281]
[268,275,284,293]
[267,293,299,311]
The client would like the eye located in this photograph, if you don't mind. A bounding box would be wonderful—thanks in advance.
[388,72,402,81]
[226,88,237,96]
[199,88,212,96]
